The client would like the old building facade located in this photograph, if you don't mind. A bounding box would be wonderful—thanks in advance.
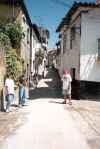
[0,0,32,77]
[56,2,100,97]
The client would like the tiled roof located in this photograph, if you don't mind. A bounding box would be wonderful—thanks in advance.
[56,1,100,32]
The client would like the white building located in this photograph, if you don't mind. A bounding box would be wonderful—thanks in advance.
[30,24,41,76]
[56,2,100,97]
[37,27,50,77]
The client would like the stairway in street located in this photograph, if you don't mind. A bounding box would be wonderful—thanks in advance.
[29,68,62,100]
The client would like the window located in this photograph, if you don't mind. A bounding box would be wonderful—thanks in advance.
[27,28,30,44]
[71,27,75,40]
[63,32,67,53]
[98,38,100,56]
[23,16,26,23]
[70,27,75,49]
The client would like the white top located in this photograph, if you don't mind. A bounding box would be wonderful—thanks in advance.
[38,64,43,76]
[5,78,15,95]
[62,74,72,90]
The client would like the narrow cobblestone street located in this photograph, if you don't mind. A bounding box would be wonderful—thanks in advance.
[0,69,100,149]
[1,0,100,149]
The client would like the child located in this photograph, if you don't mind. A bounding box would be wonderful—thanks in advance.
[62,69,72,104]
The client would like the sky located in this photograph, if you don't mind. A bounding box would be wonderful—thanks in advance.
[25,0,95,49]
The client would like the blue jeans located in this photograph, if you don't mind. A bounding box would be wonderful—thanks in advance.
[19,85,26,105]
[6,94,14,111]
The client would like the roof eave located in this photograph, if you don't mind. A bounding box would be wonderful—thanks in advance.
[56,2,100,32]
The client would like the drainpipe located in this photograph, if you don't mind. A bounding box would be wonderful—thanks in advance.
[12,0,15,21]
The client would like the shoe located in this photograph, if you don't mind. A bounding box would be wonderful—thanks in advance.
[69,102,72,105]
[6,109,9,113]
[22,103,28,106]
[18,104,22,108]
[62,101,66,104]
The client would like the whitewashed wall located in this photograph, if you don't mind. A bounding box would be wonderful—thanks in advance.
[31,30,39,75]
[58,16,80,79]
[80,8,100,82]
[62,47,80,79]
[58,33,64,77]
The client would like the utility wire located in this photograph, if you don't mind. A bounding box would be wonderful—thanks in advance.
[49,0,72,8]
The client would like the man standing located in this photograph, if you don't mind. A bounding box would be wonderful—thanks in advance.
[5,73,15,112]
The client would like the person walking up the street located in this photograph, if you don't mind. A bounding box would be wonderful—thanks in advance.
[5,73,15,112]
[62,68,72,104]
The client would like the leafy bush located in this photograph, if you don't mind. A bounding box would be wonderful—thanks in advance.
[5,48,22,79]
[5,23,23,49]
[0,32,11,49]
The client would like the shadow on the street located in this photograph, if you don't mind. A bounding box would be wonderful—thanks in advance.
[49,100,64,104]
[11,104,19,107]
[29,87,62,99]
[80,93,100,101]
[29,68,62,100]
[29,68,100,101]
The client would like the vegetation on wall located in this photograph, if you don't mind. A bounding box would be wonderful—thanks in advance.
[5,48,22,79]
[0,32,10,49]
[5,23,23,49]
[35,48,44,66]
[0,23,23,79]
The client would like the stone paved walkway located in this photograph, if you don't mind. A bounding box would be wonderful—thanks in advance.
[0,98,90,149]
